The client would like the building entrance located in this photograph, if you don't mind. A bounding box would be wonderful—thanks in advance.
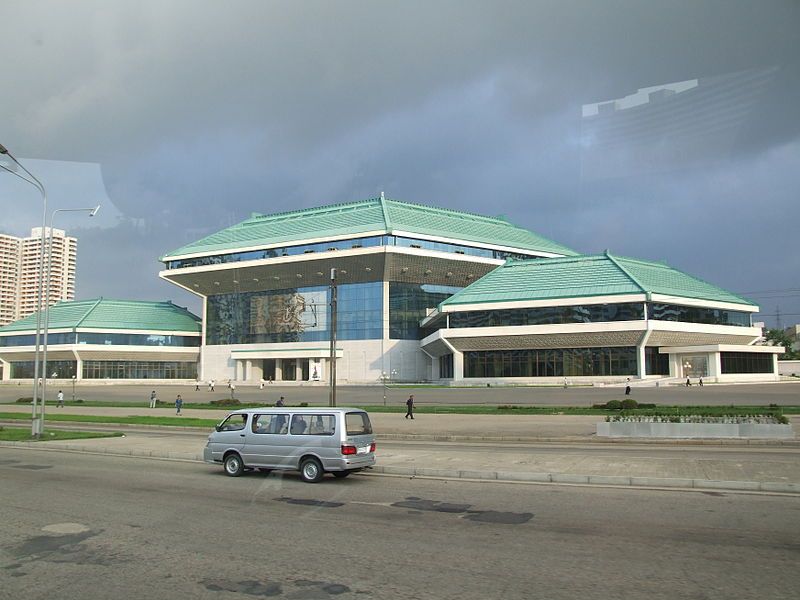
[262,359,276,382]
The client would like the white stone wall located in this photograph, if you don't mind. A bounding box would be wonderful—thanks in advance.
[199,338,430,384]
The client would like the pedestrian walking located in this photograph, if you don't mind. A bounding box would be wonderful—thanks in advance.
[209,379,215,392]
[175,394,183,415]
[685,377,692,387]
[276,396,285,407]
[149,390,157,408]
[405,394,415,419]
[625,378,631,396]
[230,383,236,399]
[699,377,704,387]
[195,379,200,392]
[57,390,64,408]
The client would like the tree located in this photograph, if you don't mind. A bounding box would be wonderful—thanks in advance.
[764,329,799,360]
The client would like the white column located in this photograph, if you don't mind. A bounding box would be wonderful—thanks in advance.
[0,359,8,381]
[452,350,464,381]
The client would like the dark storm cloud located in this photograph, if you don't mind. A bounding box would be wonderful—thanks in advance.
[1,0,798,324]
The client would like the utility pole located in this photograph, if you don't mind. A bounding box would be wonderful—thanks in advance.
[329,268,338,407]
[776,305,783,331]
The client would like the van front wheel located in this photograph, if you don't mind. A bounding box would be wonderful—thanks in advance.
[300,457,323,483]
[224,453,244,477]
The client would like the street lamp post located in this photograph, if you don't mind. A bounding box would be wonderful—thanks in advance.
[39,205,100,434]
[329,268,338,407]
[381,369,397,407]
[0,143,48,436]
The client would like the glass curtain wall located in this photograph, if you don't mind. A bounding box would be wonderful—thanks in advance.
[449,303,644,329]
[10,360,77,378]
[464,347,637,378]
[206,282,382,345]
[720,352,773,374]
[647,303,751,327]
[82,361,197,379]
[389,282,462,339]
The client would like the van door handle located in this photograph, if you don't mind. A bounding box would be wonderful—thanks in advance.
[239,434,245,437]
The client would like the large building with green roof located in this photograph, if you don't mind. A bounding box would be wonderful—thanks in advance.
[158,196,780,384]
[0,298,201,381]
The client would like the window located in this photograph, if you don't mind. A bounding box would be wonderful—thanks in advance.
[464,347,638,378]
[647,303,751,327]
[218,414,248,431]
[288,414,336,435]
[252,413,288,434]
[439,354,454,378]
[345,412,373,435]
[721,352,773,374]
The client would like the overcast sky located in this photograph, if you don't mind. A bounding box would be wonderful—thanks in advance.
[1,1,798,326]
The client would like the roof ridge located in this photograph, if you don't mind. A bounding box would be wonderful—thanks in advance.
[244,198,380,225]
[385,198,522,225]
[379,191,392,231]
[74,297,104,329]
[604,251,648,296]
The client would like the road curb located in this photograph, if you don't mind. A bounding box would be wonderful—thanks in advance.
[4,440,798,494]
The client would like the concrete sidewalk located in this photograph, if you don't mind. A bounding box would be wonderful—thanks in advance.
[2,421,799,494]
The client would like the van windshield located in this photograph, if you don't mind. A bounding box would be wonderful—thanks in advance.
[345,412,373,436]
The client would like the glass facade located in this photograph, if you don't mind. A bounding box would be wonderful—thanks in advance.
[206,282,382,345]
[77,333,200,346]
[647,303,751,327]
[82,360,197,379]
[389,282,462,340]
[449,303,644,329]
[10,360,77,379]
[0,332,199,347]
[645,347,670,375]
[166,235,537,270]
[439,354,454,379]
[464,347,637,378]
[721,352,773,374]
[0,333,76,347]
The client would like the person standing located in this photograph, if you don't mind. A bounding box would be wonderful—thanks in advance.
[149,390,157,408]
[276,396,285,407]
[405,394,415,419]
[175,394,183,415]
[57,390,65,408]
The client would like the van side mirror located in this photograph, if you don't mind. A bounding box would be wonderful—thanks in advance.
[214,425,222,432]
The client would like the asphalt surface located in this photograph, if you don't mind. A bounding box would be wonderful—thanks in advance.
[1,449,798,600]
[3,380,800,407]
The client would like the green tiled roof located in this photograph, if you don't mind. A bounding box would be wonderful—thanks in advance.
[162,197,577,259]
[440,252,756,308]
[0,299,201,333]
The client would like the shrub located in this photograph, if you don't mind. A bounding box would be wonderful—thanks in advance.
[621,399,639,410]
[299,402,308,407]
[605,400,623,410]
[592,403,607,409]
[210,398,241,406]
[16,397,33,403]
[637,403,656,409]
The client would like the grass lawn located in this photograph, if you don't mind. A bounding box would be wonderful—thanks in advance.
[0,412,219,428]
[0,404,796,431]
[0,426,124,442]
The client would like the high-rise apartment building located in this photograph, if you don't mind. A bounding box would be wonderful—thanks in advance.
[0,228,77,326]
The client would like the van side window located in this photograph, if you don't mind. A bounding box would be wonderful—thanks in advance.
[252,414,288,435]
[290,414,335,436]
[345,412,373,435]
[219,414,248,431]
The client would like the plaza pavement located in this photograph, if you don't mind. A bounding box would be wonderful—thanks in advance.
[1,404,798,494]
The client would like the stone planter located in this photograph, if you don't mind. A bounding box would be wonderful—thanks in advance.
[596,421,795,439]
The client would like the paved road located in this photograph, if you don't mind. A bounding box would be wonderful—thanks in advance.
[1,449,798,600]
[2,381,800,407]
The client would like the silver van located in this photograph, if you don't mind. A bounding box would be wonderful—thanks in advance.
[203,407,376,482]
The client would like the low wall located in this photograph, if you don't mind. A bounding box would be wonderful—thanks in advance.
[597,421,794,439]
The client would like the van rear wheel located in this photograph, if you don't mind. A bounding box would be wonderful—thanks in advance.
[332,471,350,478]
[300,457,323,483]
[223,453,244,477]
